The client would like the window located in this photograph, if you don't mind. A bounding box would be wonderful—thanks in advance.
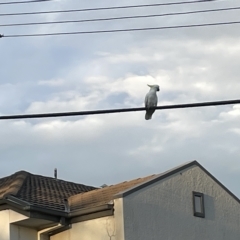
[193,192,205,218]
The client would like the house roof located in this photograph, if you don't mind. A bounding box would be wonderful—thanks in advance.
[114,161,240,204]
[0,160,239,219]
[68,174,156,211]
[68,160,240,212]
[0,170,97,211]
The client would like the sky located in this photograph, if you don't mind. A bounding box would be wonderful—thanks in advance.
[0,0,240,198]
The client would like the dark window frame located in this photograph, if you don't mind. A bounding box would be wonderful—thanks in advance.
[192,191,205,218]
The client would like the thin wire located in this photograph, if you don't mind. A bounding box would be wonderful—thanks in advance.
[1,6,239,28]
[0,99,239,120]
[1,21,240,38]
[0,0,218,16]
[0,0,53,5]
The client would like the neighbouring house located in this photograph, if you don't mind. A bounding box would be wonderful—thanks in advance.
[0,160,239,240]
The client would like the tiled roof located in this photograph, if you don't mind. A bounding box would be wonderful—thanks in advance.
[0,171,27,198]
[0,171,97,211]
[69,174,156,211]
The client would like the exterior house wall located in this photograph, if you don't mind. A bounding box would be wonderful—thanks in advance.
[0,209,37,240]
[51,216,116,240]
[123,165,240,240]
[10,225,37,240]
[114,198,125,240]
[0,210,10,240]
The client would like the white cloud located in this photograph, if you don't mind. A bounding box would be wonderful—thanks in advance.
[38,78,65,87]
[0,0,240,198]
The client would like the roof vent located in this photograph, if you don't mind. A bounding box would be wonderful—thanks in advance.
[54,168,57,179]
[64,198,70,212]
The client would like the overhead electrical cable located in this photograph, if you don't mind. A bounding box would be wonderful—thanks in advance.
[0,0,218,16]
[1,21,240,38]
[0,99,239,120]
[0,0,53,5]
[1,6,239,28]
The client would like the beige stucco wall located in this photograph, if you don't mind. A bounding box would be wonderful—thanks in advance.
[114,198,125,240]
[51,216,116,240]
[123,165,240,240]
[0,210,10,240]
[10,225,37,240]
[0,209,37,240]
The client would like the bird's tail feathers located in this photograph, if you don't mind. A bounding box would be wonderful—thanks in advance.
[145,109,155,120]
[145,113,152,120]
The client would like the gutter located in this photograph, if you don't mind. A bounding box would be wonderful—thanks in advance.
[0,198,20,209]
[1,195,113,219]
[23,205,68,217]
[1,196,71,240]
[69,204,113,217]
[39,223,71,240]
[4,195,67,217]
[0,195,114,236]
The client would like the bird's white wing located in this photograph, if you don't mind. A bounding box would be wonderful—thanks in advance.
[144,84,159,120]
[145,92,150,108]
[145,92,157,108]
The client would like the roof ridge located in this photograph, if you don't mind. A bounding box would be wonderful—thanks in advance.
[0,170,30,179]
[19,171,96,188]
[2,170,97,188]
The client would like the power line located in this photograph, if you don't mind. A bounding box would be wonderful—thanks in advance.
[1,6,239,28]
[1,21,240,38]
[0,0,53,5]
[0,99,239,120]
[0,0,218,16]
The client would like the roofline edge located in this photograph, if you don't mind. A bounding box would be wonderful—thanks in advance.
[69,204,113,218]
[0,198,114,220]
[114,160,240,204]
[114,160,198,199]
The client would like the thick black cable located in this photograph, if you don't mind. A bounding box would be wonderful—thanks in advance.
[0,99,239,120]
[1,6,239,28]
[0,0,53,5]
[1,21,240,38]
[0,0,217,16]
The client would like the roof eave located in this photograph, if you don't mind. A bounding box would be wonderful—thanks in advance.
[69,203,113,218]
[0,195,68,218]
[0,196,114,219]
[69,204,114,224]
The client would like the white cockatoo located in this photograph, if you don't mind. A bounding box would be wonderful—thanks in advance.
[144,84,160,120]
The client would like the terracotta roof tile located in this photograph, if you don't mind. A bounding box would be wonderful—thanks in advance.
[0,171,97,211]
[69,174,156,211]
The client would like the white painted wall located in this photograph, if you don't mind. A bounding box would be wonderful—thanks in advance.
[123,165,240,240]
[51,216,116,240]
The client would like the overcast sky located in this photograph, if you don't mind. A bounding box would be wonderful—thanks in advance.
[0,0,240,198]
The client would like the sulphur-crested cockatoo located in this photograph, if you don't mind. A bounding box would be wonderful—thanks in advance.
[145,84,160,120]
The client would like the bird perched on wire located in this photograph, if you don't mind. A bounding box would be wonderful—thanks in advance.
[144,84,160,120]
